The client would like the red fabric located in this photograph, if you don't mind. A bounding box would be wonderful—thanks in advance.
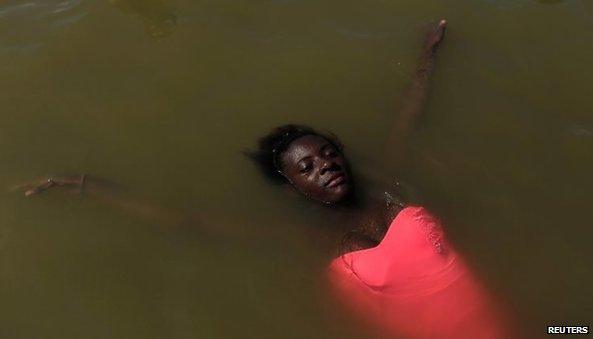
[328,206,513,339]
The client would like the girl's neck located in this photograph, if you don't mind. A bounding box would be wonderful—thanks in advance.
[332,193,390,244]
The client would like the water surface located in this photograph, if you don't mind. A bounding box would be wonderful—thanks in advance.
[1,0,592,338]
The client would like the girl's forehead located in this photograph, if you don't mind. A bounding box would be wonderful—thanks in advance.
[284,135,328,158]
[290,135,328,149]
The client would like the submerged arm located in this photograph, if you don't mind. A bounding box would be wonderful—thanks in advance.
[19,174,190,226]
[386,19,447,164]
[17,174,276,240]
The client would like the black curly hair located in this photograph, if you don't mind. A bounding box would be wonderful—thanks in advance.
[246,124,344,184]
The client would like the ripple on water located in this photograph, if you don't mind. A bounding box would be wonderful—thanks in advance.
[567,123,593,137]
[478,0,569,10]
[0,0,89,55]
[534,0,565,4]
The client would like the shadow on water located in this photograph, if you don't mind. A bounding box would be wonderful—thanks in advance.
[109,0,177,39]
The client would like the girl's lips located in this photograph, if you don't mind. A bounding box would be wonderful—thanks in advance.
[326,174,346,188]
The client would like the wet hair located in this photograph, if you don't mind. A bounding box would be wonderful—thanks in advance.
[246,124,344,184]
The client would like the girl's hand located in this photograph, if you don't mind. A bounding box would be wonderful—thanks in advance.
[12,174,87,197]
[424,19,447,53]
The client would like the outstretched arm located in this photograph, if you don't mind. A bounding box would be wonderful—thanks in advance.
[386,19,447,164]
[16,174,277,240]
[18,174,190,226]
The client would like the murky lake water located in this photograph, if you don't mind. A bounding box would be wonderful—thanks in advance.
[1,0,592,338]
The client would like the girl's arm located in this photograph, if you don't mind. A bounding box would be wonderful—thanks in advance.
[18,174,192,227]
[16,174,277,240]
[386,19,447,164]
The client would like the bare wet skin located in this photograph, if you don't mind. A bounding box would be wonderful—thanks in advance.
[1,1,593,339]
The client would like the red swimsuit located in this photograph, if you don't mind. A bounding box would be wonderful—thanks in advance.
[328,206,514,339]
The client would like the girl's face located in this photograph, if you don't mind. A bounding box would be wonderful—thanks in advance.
[280,135,352,204]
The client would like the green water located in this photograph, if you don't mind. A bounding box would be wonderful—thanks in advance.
[1,0,592,338]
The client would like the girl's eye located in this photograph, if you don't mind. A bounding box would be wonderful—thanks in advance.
[325,149,337,157]
[299,163,312,173]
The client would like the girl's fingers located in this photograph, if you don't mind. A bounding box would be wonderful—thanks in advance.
[9,178,47,192]
[12,175,84,196]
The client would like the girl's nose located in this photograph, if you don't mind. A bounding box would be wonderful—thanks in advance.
[320,160,337,175]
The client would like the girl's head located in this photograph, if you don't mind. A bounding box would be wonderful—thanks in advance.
[248,124,353,204]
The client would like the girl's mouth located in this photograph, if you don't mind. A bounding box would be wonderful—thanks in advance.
[326,174,346,188]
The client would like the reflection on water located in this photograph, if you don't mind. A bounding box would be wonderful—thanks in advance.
[110,0,176,39]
